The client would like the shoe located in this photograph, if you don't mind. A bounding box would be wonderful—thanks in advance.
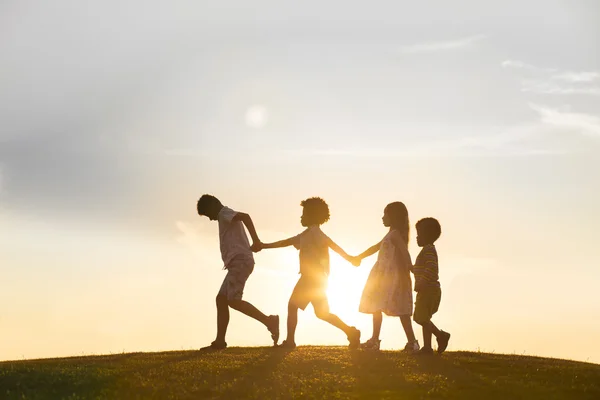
[361,338,381,351]
[347,327,361,349]
[279,340,296,349]
[437,331,451,354]
[267,315,280,346]
[416,347,434,355]
[403,340,420,353]
[200,340,227,351]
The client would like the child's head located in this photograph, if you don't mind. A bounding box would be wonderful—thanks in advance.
[383,202,409,244]
[300,197,330,227]
[416,217,441,247]
[197,194,223,221]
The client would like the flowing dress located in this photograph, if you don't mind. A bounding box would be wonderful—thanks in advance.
[358,229,413,316]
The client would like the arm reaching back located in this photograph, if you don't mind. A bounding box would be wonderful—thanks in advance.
[232,212,261,246]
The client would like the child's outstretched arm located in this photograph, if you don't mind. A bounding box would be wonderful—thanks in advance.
[232,212,262,246]
[356,241,382,261]
[260,237,297,250]
[326,237,359,266]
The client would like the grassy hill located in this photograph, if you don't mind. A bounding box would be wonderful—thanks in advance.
[1,347,599,399]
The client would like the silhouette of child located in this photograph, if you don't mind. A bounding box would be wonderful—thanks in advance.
[196,194,279,350]
[254,197,361,349]
[354,202,419,352]
[412,217,450,355]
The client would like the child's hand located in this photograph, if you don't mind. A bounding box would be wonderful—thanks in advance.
[350,256,361,267]
[250,242,263,253]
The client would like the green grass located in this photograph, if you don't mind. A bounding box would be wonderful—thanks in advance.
[1,347,599,399]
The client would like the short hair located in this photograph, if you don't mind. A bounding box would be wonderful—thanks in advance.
[197,194,221,215]
[416,217,442,243]
[300,197,330,225]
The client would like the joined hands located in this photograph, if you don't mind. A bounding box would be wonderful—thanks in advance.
[251,242,263,253]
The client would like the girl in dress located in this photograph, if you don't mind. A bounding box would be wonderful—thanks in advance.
[355,202,419,351]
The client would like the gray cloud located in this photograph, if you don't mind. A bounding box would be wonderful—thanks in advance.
[502,59,600,96]
[398,34,486,54]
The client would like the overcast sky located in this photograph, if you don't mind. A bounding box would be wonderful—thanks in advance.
[1,0,599,362]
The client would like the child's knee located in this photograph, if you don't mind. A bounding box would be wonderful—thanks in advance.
[313,305,330,320]
[288,301,299,313]
[216,294,228,306]
[413,314,428,326]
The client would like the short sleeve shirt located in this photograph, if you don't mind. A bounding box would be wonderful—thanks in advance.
[291,226,330,278]
[413,244,440,292]
[218,206,254,268]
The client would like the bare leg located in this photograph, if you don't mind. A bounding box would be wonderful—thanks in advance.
[429,320,441,337]
[228,299,269,326]
[372,311,383,340]
[316,312,351,335]
[215,295,230,342]
[287,302,299,342]
[400,315,417,343]
[422,324,432,349]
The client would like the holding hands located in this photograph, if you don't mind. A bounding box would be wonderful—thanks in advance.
[348,255,362,267]
[251,241,263,253]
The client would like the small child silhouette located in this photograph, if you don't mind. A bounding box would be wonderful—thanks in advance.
[254,197,361,349]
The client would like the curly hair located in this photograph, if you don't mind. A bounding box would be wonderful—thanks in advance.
[416,217,442,243]
[386,202,410,244]
[300,197,330,226]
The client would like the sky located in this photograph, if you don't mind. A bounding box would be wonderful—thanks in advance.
[1,0,599,363]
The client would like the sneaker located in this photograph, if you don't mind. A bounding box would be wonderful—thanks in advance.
[200,340,227,351]
[361,338,381,351]
[437,331,451,354]
[347,327,361,349]
[279,340,296,349]
[416,347,434,356]
[267,315,280,346]
[403,340,420,353]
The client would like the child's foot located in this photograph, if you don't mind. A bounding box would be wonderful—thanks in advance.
[200,340,227,351]
[416,347,434,356]
[403,340,420,353]
[437,331,451,354]
[279,340,296,349]
[361,338,381,351]
[347,327,361,349]
[267,315,280,346]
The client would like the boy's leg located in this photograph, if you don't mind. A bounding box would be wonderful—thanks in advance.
[286,301,299,343]
[422,322,432,350]
[314,302,361,348]
[220,262,279,343]
[372,311,383,340]
[283,277,311,346]
[215,294,230,343]
[228,299,269,325]
[428,320,441,337]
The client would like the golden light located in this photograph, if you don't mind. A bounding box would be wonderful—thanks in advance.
[326,254,367,321]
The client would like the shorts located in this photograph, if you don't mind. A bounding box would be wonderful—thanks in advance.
[413,287,442,325]
[218,260,254,301]
[289,275,329,314]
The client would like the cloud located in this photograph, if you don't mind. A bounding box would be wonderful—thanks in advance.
[521,80,600,96]
[286,105,600,159]
[529,104,600,138]
[398,34,486,54]
[501,60,556,73]
[553,71,600,83]
[502,59,600,96]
